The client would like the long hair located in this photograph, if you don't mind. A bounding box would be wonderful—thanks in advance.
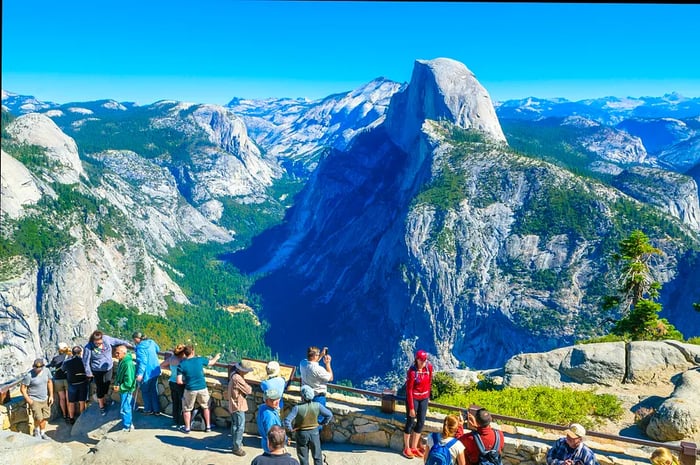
[442,414,461,438]
[650,448,679,465]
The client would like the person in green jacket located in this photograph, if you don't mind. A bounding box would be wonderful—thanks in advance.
[113,345,136,431]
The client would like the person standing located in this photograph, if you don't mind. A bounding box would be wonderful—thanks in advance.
[257,388,283,453]
[113,345,136,432]
[20,358,54,440]
[284,385,333,465]
[160,343,186,427]
[82,330,131,415]
[403,349,433,459]
[251,425,300,465]
[261,360,287,410]
[47,342,71,423]
[62,345,88,424]
[459,408,505,465]
[176,345,221,433]
[299,346,333,431]
[227,359,253,456]
[546,423,599,465]
[132,331,161,415]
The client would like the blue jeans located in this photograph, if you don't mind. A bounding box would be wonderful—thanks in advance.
[141,377,160,413]
[120,391,134,428]
[295,428,323,465]
[312,394,326,432]
[230,411,245,451]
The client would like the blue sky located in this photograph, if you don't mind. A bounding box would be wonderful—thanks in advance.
[2,1,700,105]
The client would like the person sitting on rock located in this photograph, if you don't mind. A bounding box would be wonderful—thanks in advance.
[284,385,333,465]
[251,425,300,465]
[546,423,599,465]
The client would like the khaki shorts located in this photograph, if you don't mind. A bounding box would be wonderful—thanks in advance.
[53,379,68,393]
[29,399,51,422]
[182,388,210,412]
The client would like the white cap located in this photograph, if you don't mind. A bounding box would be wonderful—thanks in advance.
[58,342,69,350]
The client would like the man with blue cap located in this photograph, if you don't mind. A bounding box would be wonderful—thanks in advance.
[257,388,283,453]
[284,385,333,465]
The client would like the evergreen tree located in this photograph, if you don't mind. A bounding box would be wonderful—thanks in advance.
[605,230,683,341]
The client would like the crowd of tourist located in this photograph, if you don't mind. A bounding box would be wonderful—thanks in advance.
[19,337,684,465]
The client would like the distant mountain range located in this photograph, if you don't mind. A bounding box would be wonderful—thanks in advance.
[2,67,700,384]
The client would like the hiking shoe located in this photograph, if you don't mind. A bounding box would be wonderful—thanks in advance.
[40,432,51,440]
[204,426,211,432]
[232,449,246,456]
[69,417,76,425]
[411,448,424,458]
[402,448,414,459]
[100,408,106,416]
[33,429,41,438]
[179,426,191,434]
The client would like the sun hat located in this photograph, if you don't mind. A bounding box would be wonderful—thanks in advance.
[565,423,586,438]
[266,360,281,377]
[234,360,254,373]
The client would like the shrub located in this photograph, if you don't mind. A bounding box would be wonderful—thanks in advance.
[431,372,464,398]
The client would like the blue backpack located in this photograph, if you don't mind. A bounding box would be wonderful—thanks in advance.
[473,431,503,465]
[426,432,458,465]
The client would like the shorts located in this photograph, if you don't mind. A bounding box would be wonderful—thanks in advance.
[68,382,89,403]
[53,378,68,393]
[182,388,210,412]
[29,399,51,421]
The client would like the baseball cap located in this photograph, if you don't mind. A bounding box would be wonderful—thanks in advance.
[264,388,282,401]
[565,423,586,439]
[266,360,281,376]
[415,350,428,361]
[300,385,315,402]
[33,358,45,368]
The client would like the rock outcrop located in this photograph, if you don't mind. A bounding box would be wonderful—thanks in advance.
[646,368,700,442]
[504,340,700,388]
[0,429,72,465]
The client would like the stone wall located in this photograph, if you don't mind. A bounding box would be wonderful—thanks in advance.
[0,367,675,465]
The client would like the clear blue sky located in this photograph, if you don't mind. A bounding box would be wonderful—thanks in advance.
[2,1,700,105]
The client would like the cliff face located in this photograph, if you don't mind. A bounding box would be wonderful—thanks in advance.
[242,59,700,381]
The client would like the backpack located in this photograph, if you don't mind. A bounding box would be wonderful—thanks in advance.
[472,430,503,465]
[426,432,458,465]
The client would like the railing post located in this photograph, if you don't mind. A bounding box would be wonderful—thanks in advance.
[381,389,396,414]
[680,442,697,465]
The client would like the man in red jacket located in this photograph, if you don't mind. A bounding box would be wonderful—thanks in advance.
[459,408,505,465]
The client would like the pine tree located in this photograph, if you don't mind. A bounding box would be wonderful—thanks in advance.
[605,230,683,341]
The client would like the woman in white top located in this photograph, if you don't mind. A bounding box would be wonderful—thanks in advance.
[424,414,466,465]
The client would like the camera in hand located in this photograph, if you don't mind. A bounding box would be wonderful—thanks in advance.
[322,347,329,357]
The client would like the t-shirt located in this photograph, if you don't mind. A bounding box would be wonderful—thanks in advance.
[62,356,88,385]
[177,356,209,391]
[299,359,331,395]
[426,433,466,464]
[22,368,50,401]
[251,452,300,465]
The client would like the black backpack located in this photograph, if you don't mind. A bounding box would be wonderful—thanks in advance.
[472,431,502,465]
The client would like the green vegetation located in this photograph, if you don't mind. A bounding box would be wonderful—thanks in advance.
[0,216,75,263]
[432,372,623,429]
[600,230,683,341]
[98,298,270,363]
[413,164,467,210]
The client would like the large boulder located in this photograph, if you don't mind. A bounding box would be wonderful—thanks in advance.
[503,347,572,388]
[0,429,72,465]
[560,342,626,385]
[627,341,696,384]
[646,368,700,442]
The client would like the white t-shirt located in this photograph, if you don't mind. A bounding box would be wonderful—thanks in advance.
[426,432,466,463]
